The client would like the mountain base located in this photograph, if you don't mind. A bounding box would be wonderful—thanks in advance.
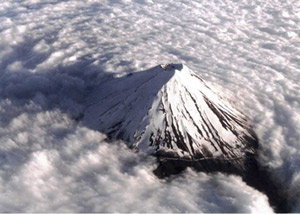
[153,154,291,213]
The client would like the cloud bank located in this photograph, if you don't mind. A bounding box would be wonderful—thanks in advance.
[0,107,273,212]
[0,0,299,212]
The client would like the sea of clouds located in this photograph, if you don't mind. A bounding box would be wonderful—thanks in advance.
[0,0,299,212]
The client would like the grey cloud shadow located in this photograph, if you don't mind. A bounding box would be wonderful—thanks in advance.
[0,55,175,183]
[0,45,113,172]
[0,40,177,130]
[0,53,296,211]
[0,38,294,212]
[0,50,111,122]
[82,66,183,142]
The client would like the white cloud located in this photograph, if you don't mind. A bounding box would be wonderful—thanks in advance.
[7,61,23,72]
[0,0,299,212]
[33,39,51,54]
[0,107,274,212]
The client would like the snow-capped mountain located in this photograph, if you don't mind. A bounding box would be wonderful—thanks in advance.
[84,64,258,163]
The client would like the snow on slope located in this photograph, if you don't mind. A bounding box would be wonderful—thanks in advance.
[84,63,257,161]
[0,0,300,212]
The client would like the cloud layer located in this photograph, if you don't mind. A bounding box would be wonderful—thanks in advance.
[0,0,299,212]
[0,108,273,212]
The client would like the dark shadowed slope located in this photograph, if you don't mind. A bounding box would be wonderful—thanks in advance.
[83,64,258,170]
[83,63,290,212]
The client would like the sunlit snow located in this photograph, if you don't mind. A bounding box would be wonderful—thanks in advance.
[0,0,299,212]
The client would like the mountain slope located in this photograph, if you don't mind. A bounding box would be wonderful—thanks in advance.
[84,64,258,162]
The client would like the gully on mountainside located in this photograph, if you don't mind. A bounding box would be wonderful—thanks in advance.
[83,63,291,212]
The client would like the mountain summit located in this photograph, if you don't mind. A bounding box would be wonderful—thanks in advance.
[83,64,290,212]
[84,63,258,165]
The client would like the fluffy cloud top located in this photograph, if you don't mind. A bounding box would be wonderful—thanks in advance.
[0,0,299,212]
[0,105,273,212]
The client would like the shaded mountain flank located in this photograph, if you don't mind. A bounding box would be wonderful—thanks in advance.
[83,64,290,212]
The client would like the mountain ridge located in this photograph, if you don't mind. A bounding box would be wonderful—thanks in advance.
[84,63,258,163]
[83,64,290,212]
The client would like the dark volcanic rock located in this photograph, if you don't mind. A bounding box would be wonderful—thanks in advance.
[83,63,289,212]
[84,63,257,169]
